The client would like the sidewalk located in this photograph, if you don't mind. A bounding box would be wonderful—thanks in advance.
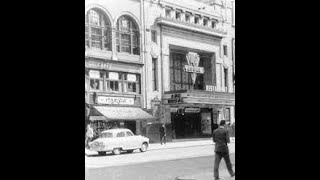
[85,137,235,156]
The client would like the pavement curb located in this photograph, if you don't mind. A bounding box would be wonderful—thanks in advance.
[85,139,235,156]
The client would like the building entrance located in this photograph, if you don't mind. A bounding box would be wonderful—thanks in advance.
[171,108,219,139]
[172,112,206,139]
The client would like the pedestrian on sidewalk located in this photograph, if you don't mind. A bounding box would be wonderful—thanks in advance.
[213,120,235,180]
[159,123,167,145]
[85,124,94,149]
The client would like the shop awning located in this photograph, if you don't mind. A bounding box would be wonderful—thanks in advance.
[90,106,155,121]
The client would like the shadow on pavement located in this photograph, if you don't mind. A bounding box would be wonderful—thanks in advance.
[86,151,139,157]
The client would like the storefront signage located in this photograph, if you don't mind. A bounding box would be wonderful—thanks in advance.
[109,72,119,80]
[183,65,204,74]
[206,85,216,92]
[85,61,111,70]
[89,70,100,78]
[97,96,134,105]
[184,107,200,113]
[127,74,137,81]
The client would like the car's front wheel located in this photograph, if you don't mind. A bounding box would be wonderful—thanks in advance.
[98,151,106,156]
[112,148,121,155]
[140,143,148,152]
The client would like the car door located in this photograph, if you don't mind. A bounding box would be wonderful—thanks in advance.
[115,131,126,149]
[124,131,135,149]
[127,131,141,149]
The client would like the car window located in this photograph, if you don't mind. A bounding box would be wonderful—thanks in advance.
[126,131,134,136]
[99,132,113,138]
[116,132,125,137]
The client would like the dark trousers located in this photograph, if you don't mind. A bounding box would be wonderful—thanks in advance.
[160,134,166,144]
[214,152,234,179]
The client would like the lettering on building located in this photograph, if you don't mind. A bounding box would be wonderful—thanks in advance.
[206,85,216,92]
[184,52,205,85]
[97,96,134,105]
[85,61,111,70]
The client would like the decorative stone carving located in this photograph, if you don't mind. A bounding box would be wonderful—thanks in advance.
[150,42,160,58]
[184,52,204,85]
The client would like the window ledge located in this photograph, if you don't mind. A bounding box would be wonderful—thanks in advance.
[117,53,140,63]
[85,48,112,60]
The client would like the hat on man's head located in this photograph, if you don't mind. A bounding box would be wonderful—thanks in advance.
[219,120,226,126]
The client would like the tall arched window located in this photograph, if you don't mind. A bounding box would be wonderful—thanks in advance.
[85,9,112,51]
[116,16,140,55]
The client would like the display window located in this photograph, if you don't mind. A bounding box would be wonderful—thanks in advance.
[86,69,140,94]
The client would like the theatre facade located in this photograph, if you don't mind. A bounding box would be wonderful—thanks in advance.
[85,0,235,143]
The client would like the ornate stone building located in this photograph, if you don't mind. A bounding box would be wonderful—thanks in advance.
[85,0,235,143]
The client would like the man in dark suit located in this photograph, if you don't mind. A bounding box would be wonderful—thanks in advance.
[213,120,235,180]
[159,123,167,145]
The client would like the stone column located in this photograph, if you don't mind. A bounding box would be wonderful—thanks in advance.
[230,106,235,124]
[162,47,170,92]
[181,11,186,22]
[198,16,203,26]
[111,29,118,60]
[190,14,195,24]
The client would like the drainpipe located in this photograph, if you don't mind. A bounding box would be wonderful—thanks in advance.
[160,24,164,106]
[141,0,148,109]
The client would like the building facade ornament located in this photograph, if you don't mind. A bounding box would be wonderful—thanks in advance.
[150,42,160,58]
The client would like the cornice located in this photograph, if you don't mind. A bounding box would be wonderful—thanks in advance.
[156,17,227,38]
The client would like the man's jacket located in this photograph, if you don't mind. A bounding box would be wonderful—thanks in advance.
[213,127,230,153]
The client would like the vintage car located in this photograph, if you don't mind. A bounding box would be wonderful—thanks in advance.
[89,128,149,155]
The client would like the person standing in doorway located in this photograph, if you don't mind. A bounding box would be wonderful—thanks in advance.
[159,123,167,145]
[213,120,235,180]
[85,124,94,149]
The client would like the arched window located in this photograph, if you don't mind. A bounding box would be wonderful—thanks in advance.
[85,9,112,51]
[116,16,140,55]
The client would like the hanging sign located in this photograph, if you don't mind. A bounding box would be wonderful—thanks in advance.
[184,52,205,85]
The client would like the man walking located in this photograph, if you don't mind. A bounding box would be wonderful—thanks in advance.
[159,123,166,145]
[213,120,235,180]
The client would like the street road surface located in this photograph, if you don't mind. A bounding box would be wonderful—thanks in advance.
[85,143,234,168]
[85,154,235,180]
[85,144,235,180]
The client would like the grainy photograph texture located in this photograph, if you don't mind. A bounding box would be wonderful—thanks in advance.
[85,0,235,179]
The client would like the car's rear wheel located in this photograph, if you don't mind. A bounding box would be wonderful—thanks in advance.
[127,150,134,153]
[98,151,106,156]
[112,148,121,155]
[140,143,148,152]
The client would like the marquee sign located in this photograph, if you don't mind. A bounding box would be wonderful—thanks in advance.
[184,52,205,85]
[184,107,201,113]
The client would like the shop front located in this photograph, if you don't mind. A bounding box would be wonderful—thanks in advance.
[85,58,156,140]
[164,90,235,140]
[162,50,235,140]
[88,105,155,140]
